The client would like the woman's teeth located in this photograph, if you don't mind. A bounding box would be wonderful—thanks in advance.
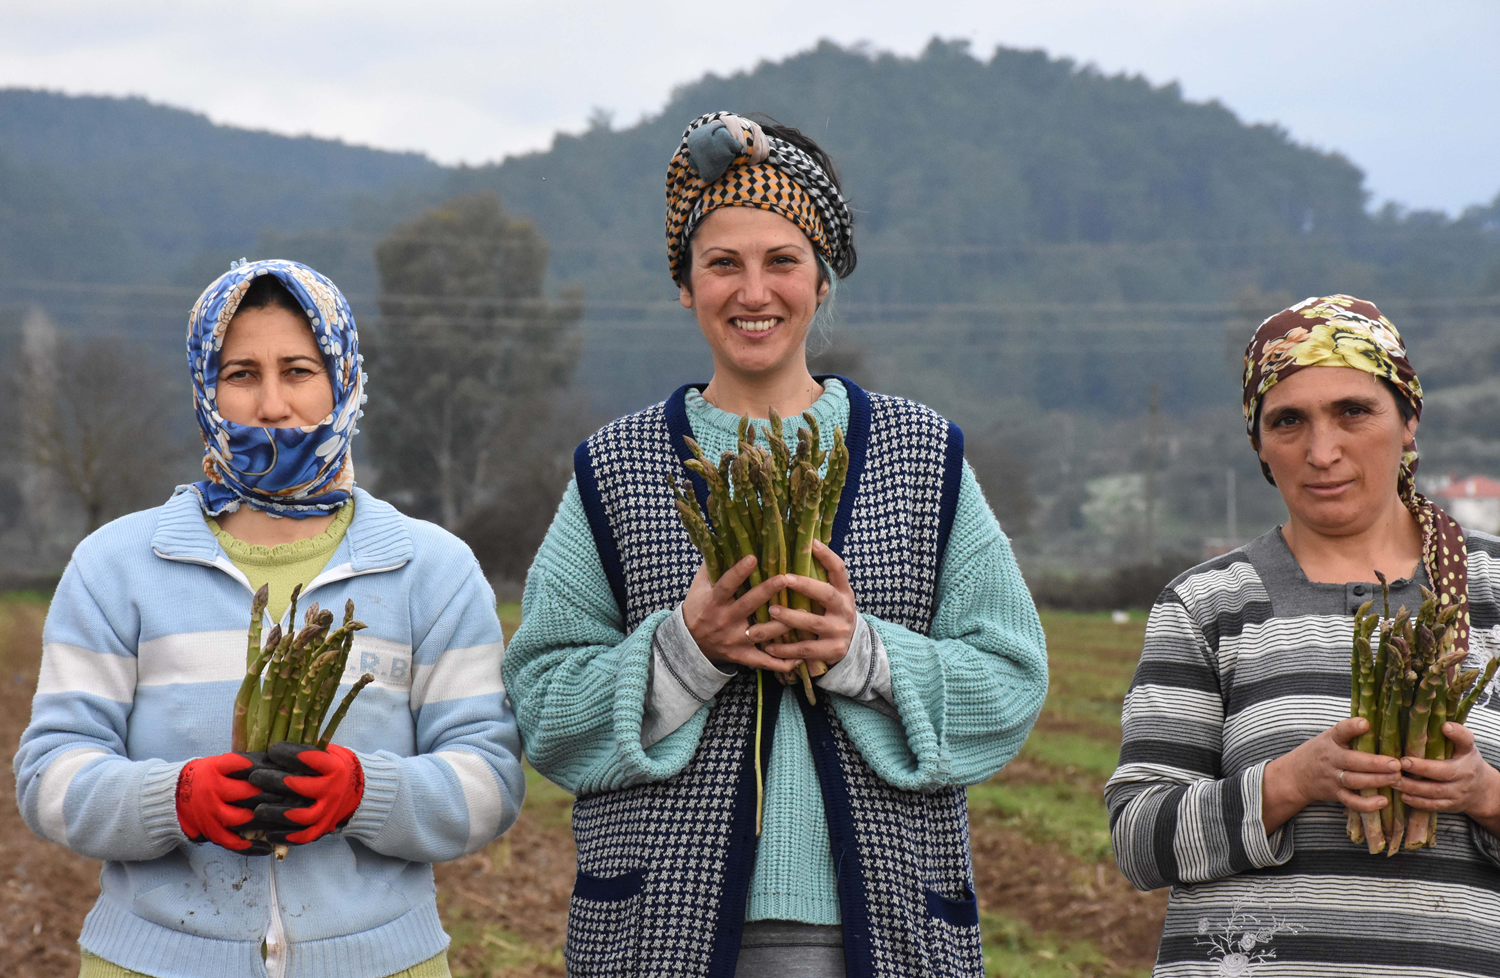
[732,318,777,333]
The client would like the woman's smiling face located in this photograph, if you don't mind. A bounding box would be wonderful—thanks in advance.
[679,206,828,380]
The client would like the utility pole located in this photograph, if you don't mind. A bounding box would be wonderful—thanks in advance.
[1144,381,1160,559]
[1226,467,1238,543]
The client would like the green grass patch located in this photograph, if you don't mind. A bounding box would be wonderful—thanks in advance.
[982,911,1144,978]
[1016,731,1123,780]
[521,760,575,827]
[969,780,1113,863]
[498,602,521,641]
[1034,611,1144,734]
[444,918,564,977]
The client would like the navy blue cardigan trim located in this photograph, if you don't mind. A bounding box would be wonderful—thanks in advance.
[935,420,965,590]
[573,440,629,619]
[705,673,783,977]
[797,687,876,978]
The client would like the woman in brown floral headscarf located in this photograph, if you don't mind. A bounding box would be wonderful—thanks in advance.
[1106,294,1500,978]
[1242,293,1468,645]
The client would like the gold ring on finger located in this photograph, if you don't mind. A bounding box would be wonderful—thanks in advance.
[1337,770,1346,788]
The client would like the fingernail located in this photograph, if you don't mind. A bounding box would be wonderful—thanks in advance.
[769,606,781,616]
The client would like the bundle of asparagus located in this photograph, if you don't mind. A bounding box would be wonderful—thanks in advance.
[668,409,849,705]
[1346,574,1498,854]
[232,582,375,755]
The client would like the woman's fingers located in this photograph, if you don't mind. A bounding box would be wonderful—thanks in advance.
[746,620,793,645]
[811,541,851,592]
[1329,716,1370,748]
[1338,769,1399,791]
[1398,756,1455,782]
[714,555,759,597]
[767,603,825,634]
[732,574,792,618]
[763,638,846,663]
[722,646,799,673]
[1443,721,1478,755]
[1339,748,1401,774]
[778,573,840,608]
[1336,787,1387,812]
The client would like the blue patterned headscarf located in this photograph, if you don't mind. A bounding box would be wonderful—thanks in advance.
[183,259,365,518]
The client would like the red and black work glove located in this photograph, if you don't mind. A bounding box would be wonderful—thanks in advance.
[248,742,364,845]
[176,752,293,855]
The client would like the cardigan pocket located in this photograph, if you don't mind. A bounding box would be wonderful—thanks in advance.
[921,884,984,977]
[565,867,647,977]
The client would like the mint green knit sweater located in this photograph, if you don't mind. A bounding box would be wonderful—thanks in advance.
[505,380,1048,924]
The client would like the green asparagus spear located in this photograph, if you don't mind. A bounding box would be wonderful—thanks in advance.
[317,674,375,749]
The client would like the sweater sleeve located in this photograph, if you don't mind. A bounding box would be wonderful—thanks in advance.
[341,560,526,863]
[503,480,711,796]
[14,558,187,862]
[832,463,1049,791]
[1103,579,1295,891]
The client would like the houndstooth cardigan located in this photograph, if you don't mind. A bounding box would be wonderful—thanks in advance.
[567,377,982,978]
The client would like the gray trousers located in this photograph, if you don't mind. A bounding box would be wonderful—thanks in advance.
[734,921,845,978]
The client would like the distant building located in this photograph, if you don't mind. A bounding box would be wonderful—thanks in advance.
[1433,475,1500,534]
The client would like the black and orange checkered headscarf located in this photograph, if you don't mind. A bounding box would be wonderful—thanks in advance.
[665,112,853,284]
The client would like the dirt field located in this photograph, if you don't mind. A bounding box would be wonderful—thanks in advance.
[0,597,1165,977]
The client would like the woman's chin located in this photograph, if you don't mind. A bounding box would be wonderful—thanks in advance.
[1293,497,1380,537]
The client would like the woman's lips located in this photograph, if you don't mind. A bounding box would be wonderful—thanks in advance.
[1304,479,1355,497]
[730,317,780,338]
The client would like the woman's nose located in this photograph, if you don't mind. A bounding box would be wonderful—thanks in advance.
[738,267,771,306]
[257,378,292,425]
[1304,420,1343,467]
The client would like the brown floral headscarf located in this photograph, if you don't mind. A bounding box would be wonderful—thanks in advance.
[1242,294,1469,646]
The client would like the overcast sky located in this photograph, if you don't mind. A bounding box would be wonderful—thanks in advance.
[1,0,1496,214]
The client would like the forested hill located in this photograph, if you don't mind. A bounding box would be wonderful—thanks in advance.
[0,89,444,283]
[2,41,1497,418]
[5,41,1497,305]
[457,39,1499,306]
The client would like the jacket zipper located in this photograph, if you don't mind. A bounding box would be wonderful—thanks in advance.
[265,861,287,978]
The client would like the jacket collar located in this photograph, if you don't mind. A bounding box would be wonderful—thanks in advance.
[152,486,413,574]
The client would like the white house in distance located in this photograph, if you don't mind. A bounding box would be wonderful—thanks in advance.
[1431,475,1500,535]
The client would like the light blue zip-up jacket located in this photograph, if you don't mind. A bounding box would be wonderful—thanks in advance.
[13,487,524,978]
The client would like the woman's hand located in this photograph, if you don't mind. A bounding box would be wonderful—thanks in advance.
[1396,722,1500,833]
[682,556,797,673]
[762,541,858,668]
[1261,717,1400,834]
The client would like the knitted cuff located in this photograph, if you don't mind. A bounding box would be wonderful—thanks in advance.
[142,761,190,848]
[340,750,401,842]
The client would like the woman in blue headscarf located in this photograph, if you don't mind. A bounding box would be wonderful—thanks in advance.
[15,260,525,978]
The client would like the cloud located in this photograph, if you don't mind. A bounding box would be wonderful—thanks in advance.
[1,0,1495,211]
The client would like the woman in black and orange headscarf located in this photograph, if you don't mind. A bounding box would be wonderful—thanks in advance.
[1106,295,1500,977]
[504,113,1048,977]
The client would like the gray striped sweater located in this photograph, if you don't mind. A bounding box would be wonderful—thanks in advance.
[1106,527,1500,977]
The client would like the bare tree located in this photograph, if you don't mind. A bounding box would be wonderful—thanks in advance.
[15,308,195,534]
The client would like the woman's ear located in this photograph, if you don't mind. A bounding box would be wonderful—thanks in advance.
[679,279,694,309]
[816,278,830,306]
[1403,413,1419,450]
